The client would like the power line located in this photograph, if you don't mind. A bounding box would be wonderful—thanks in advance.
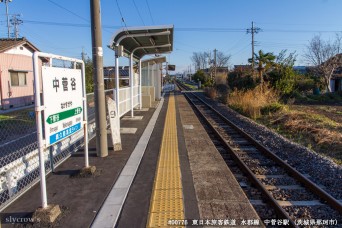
[145,0,154,24]
[225,34,249,52]
[47,0,89,22]
[23,19,121,29]
[14,18,342,34]
[231,43,250,56]
[132,0,145,25]
[46,0,113,34]
[115,0,128,30]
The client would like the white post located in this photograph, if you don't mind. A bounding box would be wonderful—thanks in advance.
[152,64,155,100]
[147,62,150,90]
[115,52,120,117]
[81,60,89,168]
[33,52,48,209]
[161,63,164,94]
[139,59,142,110]
[130,54,134,117]
[152,64,155,88]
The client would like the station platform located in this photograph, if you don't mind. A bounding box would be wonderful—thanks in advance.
[1,90,261,228]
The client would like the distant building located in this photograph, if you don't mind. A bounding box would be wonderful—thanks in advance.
[103,66,130,88]
[331,67,342,92]
[293,65,341,92]
[234,65,252,73]
[0,38,46,110]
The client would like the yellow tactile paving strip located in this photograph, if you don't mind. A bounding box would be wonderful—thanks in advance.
[147,93,185,228]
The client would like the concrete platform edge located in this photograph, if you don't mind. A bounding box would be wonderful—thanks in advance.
[91,96,165,228]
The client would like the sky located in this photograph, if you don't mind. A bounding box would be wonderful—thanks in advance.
[1,0,342,74]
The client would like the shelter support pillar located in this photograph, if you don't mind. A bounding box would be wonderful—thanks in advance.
[115,50,120,117]
[161,64,164,93]
[139,59,142,109]
[130,54,134,117]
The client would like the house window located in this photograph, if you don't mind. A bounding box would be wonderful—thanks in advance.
[10,71,27,86]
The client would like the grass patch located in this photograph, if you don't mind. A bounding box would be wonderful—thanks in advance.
[0,108,36,142]
[227,87,342,164]
[184,83,198,90]
[258,108,342,165]
[0,115,13,121]
[295,92,342,104]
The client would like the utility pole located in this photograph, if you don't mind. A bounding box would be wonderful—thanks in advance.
[1,0,12,38]
[10,14,22,39]
[90,0,108,157]
[213,48,217,82]
[81,47,86,61]
[246,21,261,74]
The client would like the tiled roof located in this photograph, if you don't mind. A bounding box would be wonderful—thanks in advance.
[0,37,40,53]
[103,66,130,77]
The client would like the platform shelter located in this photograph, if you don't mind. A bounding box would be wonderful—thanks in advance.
[109,25,173,117]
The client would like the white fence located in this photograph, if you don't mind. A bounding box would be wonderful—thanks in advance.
[116,86,139,117]
[0,86,140,211]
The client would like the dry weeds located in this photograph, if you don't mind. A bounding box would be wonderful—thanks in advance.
[228,85,280,119]
[204,87,217,100]
[271,111,342,146]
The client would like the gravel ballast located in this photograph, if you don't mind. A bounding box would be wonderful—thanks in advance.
[196,92,342,200]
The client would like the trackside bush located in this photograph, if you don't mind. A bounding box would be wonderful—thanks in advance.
[228,85,280,119]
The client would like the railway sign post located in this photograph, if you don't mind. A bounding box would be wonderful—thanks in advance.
[33,52,89,211]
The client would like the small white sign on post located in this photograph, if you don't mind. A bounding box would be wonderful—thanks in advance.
[107,97,122,151]
[33,52,88,209]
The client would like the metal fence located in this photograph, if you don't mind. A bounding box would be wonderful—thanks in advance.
[0,89,115,211]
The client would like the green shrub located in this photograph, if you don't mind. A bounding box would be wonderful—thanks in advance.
[228,72,257,90]
[295,78,315,92]
[306,93,342,102]
[192,70,207,84]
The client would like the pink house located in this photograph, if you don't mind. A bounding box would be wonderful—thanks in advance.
[0,38,45,110]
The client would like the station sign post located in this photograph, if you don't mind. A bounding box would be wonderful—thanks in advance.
[33,52,88,209]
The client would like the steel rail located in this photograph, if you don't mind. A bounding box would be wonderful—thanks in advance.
[176,80,342,214]
[176,80,342,226]
[182,90,296,227]
[189,90,342,213]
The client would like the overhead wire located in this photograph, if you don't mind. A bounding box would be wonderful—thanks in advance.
[115,0,129,33]
[231,43,250,56]
[47,0,89,22]
[23,20,121,29]
[145,0,155,25]
[132,0,145,26]
[47,0,113,34]
[12,18,342,34]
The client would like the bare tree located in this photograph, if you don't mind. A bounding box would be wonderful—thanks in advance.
[192,50,231,74]
[191,52,201,71]
[216,51,231,68]
[303,34,342,92]
[191,51,211,70]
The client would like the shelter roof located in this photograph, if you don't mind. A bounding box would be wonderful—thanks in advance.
[110,25,173,60]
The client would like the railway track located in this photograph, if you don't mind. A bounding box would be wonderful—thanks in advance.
[176,81,342,227]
